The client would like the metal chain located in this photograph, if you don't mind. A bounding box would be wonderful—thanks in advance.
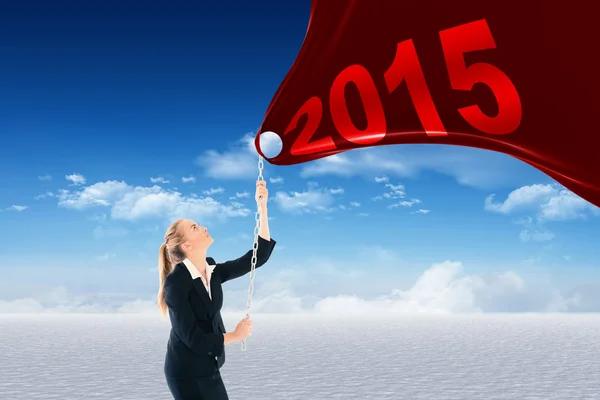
[241,154,264,351]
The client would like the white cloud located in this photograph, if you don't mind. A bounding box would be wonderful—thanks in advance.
[65,173,86,186]
[371,179,426,212]
[56,180,251,221]
[348,261,524,314]
[34,191,55,200]
[6,205,28,212]
[299,145,540,190]
[58,181,130,209]
[182,176,196,183]
[539,189,599,221]
[270,177,284,184]
[230,191,250,200]
[198,149,257,179]
[203,187,224,195]
[485,184,557,214]
[38,174,52,181]
[196,133,264,180]
[412,209,430,215]
[303,151,408,178]
[485,183,599,222]
[230,201,245,208]
[373,182,406,201]
[273,183,339,214]
[150,176,170,184]
[519,229,555,243]
[389,199,421,209]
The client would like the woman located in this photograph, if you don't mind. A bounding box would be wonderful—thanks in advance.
[157,180,276,400]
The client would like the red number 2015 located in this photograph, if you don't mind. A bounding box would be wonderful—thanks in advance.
[283,19,522,156]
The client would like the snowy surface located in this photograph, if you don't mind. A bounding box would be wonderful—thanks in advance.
[1,313,599,399]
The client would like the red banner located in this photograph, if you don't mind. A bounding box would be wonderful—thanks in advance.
[255,0,600,208]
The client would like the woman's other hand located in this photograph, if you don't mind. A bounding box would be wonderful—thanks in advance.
[234,317,253,340]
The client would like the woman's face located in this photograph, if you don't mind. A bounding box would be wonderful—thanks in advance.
[181,219,213,253]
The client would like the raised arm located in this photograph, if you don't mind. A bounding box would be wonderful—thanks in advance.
[216,235,276,283]
[163,276,224,357]
[216,185,276,283]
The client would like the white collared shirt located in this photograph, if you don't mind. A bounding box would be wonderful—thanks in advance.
[182,258,216,299]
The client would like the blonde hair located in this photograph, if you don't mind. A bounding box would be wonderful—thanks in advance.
[157,219,188,318]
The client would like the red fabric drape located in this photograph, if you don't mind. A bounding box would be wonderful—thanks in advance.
[256,0,600,208]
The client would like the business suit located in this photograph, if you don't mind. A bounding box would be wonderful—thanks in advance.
[163,235,276,400]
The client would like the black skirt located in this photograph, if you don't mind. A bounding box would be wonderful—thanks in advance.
[165,371,229,400]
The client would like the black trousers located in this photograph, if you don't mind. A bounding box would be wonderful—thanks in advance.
[165,371,229,400]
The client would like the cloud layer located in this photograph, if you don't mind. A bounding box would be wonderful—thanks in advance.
[297,145,544,190]
[1,259,594,314]
[53,179,251,222]
[242,260,587,315]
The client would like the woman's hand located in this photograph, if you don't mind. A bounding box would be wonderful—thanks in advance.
[234,317,253,340]
[255,180,268,205]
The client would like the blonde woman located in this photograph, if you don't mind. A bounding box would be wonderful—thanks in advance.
[157,180,276,399]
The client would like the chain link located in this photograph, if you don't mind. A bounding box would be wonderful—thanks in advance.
[241,154,264,351]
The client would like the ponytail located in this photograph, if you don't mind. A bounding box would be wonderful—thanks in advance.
[157,218,185,318]
[157,243,172,318]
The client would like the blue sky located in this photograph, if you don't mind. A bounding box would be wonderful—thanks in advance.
[1,0,599,315]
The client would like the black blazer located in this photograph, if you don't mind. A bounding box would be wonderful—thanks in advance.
[163,235,276,378]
